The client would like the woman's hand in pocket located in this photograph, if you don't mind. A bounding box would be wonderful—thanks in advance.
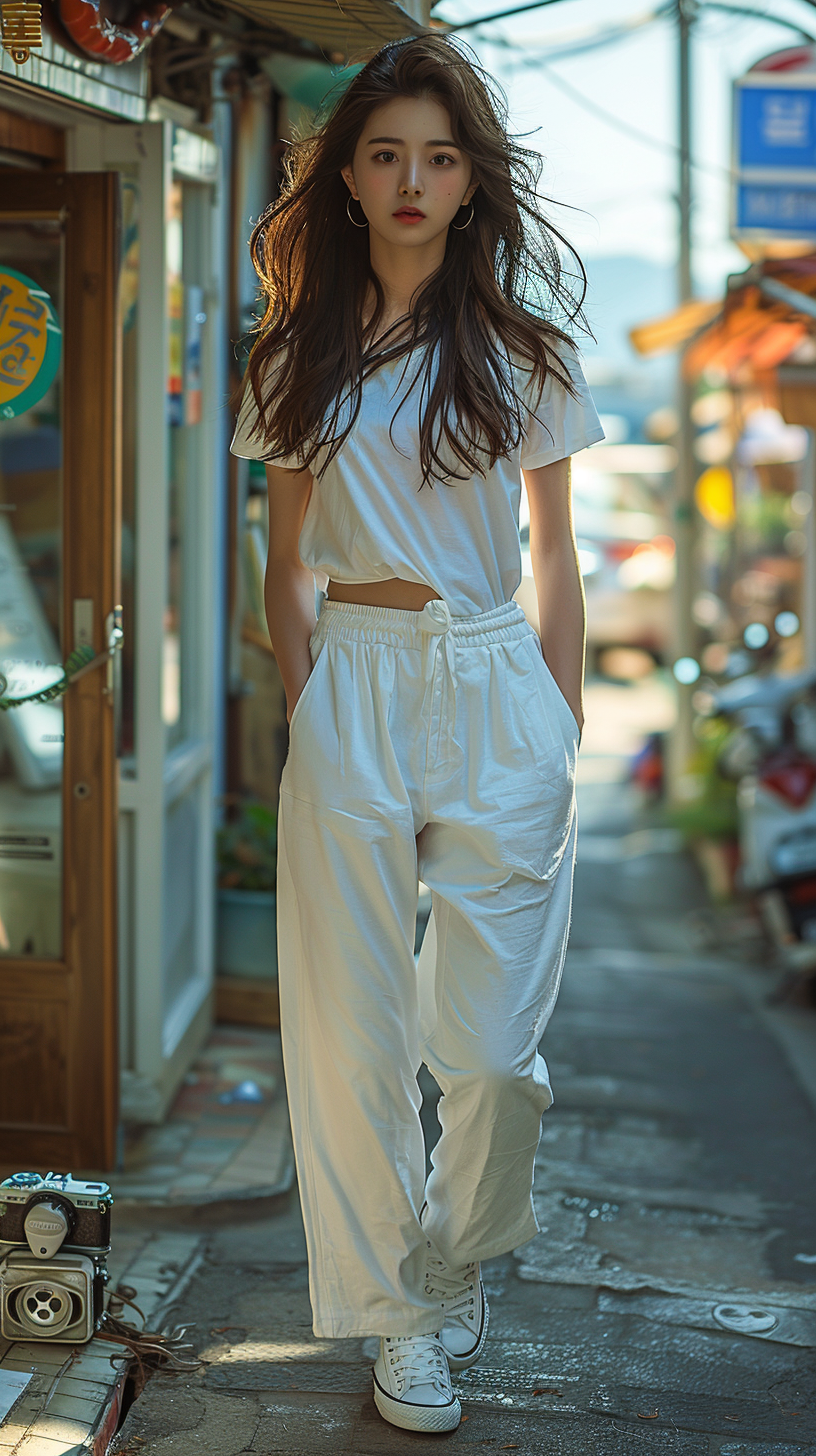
[286,665,313,725]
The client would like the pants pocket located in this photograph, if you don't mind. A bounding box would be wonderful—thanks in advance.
[287,631,327,737]
[525,636,580,744]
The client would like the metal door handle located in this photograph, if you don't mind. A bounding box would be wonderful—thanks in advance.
[0,606,123,708]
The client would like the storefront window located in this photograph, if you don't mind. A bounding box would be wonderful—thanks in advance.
[0,219,64,956]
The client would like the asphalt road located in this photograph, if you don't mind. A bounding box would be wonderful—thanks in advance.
[113,770,816,1455]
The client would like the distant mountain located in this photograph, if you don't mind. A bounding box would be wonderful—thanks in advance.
[581,255,677,372]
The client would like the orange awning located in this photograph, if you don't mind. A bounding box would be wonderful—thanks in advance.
[629,298,722,357]
[630,259,816,382]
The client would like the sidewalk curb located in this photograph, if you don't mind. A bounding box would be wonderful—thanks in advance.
[112,1157,295,1212]
[106,1093,295,1212]
[0,1113,296,1452]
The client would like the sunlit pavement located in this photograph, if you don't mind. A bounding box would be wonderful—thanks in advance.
[580,671,677,763]
[113,678,816,1455]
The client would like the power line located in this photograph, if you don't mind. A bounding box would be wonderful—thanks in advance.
[511,56,735,178]
[703,1,814,40]
[459,0,815,171]
[487,6,675,63]
[444,0,568,32]
[442,0,816,219]
[446,0,816,47]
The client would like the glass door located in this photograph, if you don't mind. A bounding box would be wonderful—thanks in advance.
[0,172,121,1171]
[0,218,64,959]
[106,119,221,1129]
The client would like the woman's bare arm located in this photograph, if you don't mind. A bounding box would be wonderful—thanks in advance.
[263,462,317,723]
[523,455,585,734]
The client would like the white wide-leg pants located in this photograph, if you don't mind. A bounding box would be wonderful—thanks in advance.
[277,596,579,1338]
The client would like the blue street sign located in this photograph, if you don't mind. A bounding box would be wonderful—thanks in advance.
[738,85,816,174]
[736,182,816,235]
[733,74,816,240]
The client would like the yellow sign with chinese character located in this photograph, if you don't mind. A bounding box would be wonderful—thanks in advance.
[0,267,61,420]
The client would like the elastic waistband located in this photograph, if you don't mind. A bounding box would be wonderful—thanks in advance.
[314,596,533,649]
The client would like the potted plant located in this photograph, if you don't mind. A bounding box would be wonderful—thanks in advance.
[216,800,278,980]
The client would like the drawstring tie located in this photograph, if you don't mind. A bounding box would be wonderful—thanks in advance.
[419,598,453,635]
[419,598,458,756]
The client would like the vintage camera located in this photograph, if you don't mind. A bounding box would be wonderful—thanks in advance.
[0,1172,112,1342]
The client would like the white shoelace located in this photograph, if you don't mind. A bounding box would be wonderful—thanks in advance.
[383,1334,451,1396]
[424,1253,479,1325]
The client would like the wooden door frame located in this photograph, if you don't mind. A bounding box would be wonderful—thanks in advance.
[0,172,120,1170]
[0,103,66,170]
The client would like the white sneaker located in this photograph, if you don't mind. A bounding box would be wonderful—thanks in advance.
[424,1250,489,1371]
[372,1333,461,1433]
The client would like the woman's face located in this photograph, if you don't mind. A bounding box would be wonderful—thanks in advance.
[341,95,477,247]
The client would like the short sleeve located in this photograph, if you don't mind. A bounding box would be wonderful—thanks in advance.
[229,353,305,469]
[519,341,605,470]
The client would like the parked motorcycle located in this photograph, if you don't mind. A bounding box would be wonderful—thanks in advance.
[712,668,816,986]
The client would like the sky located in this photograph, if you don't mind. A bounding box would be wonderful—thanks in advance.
[432,0,816,300]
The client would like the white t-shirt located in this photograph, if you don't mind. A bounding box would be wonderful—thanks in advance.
[229,340,604,616]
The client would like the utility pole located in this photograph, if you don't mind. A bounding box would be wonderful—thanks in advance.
[669,0,698,797]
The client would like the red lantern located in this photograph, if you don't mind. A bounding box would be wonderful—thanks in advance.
[57,0,169,64]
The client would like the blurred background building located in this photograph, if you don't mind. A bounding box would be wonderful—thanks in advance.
[2,0,816,1171]
[0,0,430,1170]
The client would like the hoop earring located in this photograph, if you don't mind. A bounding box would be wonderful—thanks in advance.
[346,196,369,228]
[452,200,474,231]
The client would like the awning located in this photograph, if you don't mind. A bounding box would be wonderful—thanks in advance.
[221,0,426,55]
[261,54,363,109]
[629,298,722,358]
[629,259,816,382]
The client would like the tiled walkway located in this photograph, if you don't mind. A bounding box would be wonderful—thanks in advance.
[0,1229,204,1454]
[105,1027,292,1205]
[0,1028,290,1453]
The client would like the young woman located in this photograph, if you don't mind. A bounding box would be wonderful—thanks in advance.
[230,35,604,1435]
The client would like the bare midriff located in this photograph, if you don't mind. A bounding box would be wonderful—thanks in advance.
[327,578,442,611]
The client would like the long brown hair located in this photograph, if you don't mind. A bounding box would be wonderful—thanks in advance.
[238,34,592,486]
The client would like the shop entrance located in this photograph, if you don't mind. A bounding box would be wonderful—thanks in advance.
[0,173,120,1169]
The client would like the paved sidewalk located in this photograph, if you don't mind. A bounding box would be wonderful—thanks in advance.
[112,763,816,1454]
[102,1027,293,1207]
[0,1228,204,1453]
[0,1019,292,1456]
